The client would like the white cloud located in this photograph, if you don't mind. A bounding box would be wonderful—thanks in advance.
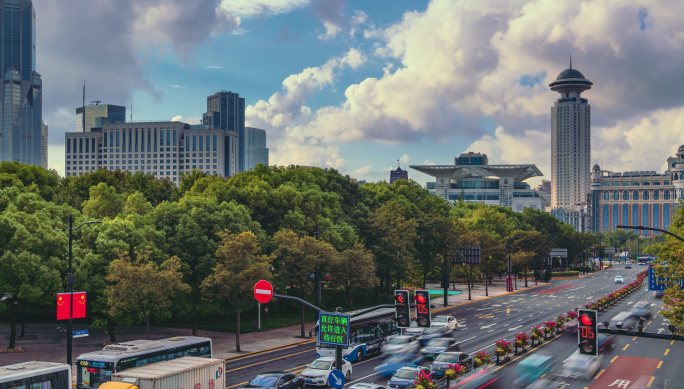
[205,65,223,69]
[350,165,372,175]
[399,154,411,164]
[221,0,309,18]
[171,115,202,125]
[422,159,436,165]
[168,84,185,88]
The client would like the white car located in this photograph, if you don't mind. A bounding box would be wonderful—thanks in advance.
[615,276,624,284]
[381,335,420,356]
[404,321,426,336]
[559,351,604,380]
[300,357,352,386]
[430,315,458,330]
[348,384,386,389]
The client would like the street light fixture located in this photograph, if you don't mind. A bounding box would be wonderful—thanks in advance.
[65,215,101,366]
[313,226,341,307]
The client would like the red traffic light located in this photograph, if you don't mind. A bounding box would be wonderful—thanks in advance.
[580,314,594,326]
[395,295,405,304]
[415,294,426,304]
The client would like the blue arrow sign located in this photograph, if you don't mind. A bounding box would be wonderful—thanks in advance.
[648,267,684,291]
[73,329,89,338]
[329,369,345,389]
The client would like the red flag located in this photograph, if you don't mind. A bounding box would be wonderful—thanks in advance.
[56,293,72,320]
[397,159,400,161]
[72,292,87,319]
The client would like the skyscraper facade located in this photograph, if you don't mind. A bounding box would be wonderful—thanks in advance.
[203,91,245,171]
[75,104,126,132]
[390,167,408,184]
[41,120,47,168]
[245,127,268,170]
[0,0,42,166]
[549,59,593,210]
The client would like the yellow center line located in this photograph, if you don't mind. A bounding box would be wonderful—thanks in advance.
[633,337,637,340]
[610,356,619,363]
[664,349,670,355]
[647,376,655,387]
[467,307,475,310]
[648,321,652,325]
[653,314,658,319]
[657,361,663,369]
[671,340,675,345]
[531,298,537,300]
[623,344,630,351]
[594,369,606,379]
[227,382,248,389]
[226,349,314,372]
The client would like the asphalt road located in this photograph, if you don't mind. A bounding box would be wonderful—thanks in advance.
[225,267,675,389]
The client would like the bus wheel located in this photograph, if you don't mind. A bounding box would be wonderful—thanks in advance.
[357,349,363,361]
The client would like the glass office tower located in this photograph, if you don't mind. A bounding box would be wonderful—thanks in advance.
[0,0,42,166]
[76,104,126,132]
[203,91,245,171]
[245,127,268,170]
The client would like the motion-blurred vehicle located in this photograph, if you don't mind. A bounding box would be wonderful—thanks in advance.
[609,311,638,331]
[418,326,453,345]
[512,353,555,387]
[451,368,500,389]
[242,372,305,389]
[300,357,351,386]
[430,316,458,330]
[404,322,426,337]
[557,351,604,380]
[629,301,653,319]
[419,338,460,359]
[598,334,616,353]
[615,275,624,283]
[382,336,420,356]
[374,354,422,377]
[429,352,473,377]
[387,366,431,389]
[348,384,387,389]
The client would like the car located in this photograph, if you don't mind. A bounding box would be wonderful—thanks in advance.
[404,321,426,336]
[300,357,352,386]
[420,338,460,359]
[639,262,647,266]
[387,366,431,389]
[608,311,638,331]
[242,372,305,389]
[598,334,616,353]
[512,353,555,387]
[417,326,453,345]
[625,264,631,269]
[382,335,421,356]
[374,353,423,377]
[557,351,604,380]
[614,276,624,283]
[431,315,458,330]
[349,384,387,389]
[451,368,500,389]
[629,301,653,319]
[429,352,473,377]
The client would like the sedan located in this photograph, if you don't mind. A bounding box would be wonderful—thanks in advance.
[242,372,305,389]
[429,352,473,377]
[431,315,458,330]
[382,336,420,356]
[374,353,422,377]
[629,301,653,319]
[417,326,452,345]
[557,351,604,380]
[387,366,431,389]
[420,338,460,359]
[614,276,624,283]
[404,321,426,337]
[300,357,351,386]
[608,311,638,331]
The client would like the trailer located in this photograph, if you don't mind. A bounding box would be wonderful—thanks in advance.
[99,357,224,389]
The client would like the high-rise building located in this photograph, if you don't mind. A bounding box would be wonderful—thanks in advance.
[245,127,269,170]
[41,121,47,168]
[75,104,126,132]
[64,121,238,183]
[203,91,245,171]
[390,167,408,184]
[0,0,42,166]
[549,58,593,210]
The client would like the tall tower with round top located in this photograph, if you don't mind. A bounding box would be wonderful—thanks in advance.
[549,58,593,210]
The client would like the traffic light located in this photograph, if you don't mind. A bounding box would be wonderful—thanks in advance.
[577,309,598,356]
[414,290,431,328]
[394,290,410,328]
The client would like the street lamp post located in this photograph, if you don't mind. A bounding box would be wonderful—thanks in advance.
[65,215,101,366]
[507,233,512,292]
[617,225,684,262]
[313,225,341,308]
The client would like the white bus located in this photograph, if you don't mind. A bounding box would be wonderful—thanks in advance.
[0,361,71,389]
[76,336,212,389]
[316,308,399,362]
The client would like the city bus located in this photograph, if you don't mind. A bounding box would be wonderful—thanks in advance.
[316,307,400,362]
[0,361,71,388]
[76,336,212,389]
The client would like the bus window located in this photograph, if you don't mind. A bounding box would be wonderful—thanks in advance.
[167,350,183,359]
[198,345,211,357]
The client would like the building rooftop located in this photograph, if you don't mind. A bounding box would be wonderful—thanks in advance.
[409,164,542,181]
[556,68,586,80]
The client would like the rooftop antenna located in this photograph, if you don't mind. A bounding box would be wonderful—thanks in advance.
[130,102,132,122]
[570,55,572,69]
[82,80,85,132]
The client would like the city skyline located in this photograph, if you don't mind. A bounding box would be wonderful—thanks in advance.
[35,0,684,185]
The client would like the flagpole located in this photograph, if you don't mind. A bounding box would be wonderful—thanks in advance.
[67,215,73,365]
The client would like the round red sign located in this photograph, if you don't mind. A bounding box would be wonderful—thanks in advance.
[254,280,273,304]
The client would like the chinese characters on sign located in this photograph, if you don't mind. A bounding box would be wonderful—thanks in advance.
[318,312,350,347]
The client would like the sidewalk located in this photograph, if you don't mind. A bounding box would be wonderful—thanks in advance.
[0,280,547,365]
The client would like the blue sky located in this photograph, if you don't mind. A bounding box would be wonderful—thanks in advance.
[41,0,684,186]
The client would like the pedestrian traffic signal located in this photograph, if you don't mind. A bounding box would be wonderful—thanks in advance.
[578,309,598,357]
[394,290,410,328]
[414,290,431,327]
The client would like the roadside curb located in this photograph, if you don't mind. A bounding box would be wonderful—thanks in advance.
[223,338,315,362]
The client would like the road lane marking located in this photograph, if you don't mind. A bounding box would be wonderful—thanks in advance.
[611,356,619,363]
[227,382,249,389]
[664,349,670,355]
[647,376,655,387]
[344,372,380,387]
[648,321,652,325]
[623,344,630,351]
[670,340,675,345]
[657,361,663,369]
[455,336,477,344]
[594,369,605,379]
[633,337,637,340]
[654,314,658,319]
[226,349,314,372]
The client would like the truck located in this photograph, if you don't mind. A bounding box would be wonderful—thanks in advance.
[99,357,225,389]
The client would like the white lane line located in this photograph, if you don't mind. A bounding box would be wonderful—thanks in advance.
[455,336,477,344]
[469,342,498,355]
[488,330,494,332]
[344,372,379,386]
[508,325,523,332]
[529,315,534,317]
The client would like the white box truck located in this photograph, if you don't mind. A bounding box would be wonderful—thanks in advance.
[99,357,225,389]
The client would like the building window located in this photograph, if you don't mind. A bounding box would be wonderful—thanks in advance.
[623,190,629,201]
[613,191,619,201]
[603,191,609,201]
[643,191,650,201]
[664,190,671,200]
[633,190,639,200]
[653,190,660,200]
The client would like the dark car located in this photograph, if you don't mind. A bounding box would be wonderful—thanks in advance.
[242,372,305,389]
[608,312,638,331]
[419,338,460,359]
[387,366,431,389]
[598,334,616,353]
[629,301,653,319]
[418,326,452,345]
[429,352,473,377]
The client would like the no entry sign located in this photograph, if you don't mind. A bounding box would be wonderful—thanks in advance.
[254,280,273,304]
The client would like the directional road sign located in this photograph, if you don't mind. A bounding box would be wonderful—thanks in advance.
[254,280,273,304]
[73,330,89,338]
[329,369,345,389]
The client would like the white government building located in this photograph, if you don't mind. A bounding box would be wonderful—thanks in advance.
[411,152,544,211]
[65,120,238,183]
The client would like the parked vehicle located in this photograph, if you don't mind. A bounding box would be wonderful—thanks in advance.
[300,357,351,386]
[102,357,225,389]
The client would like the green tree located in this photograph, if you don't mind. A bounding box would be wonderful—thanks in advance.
[331,244,377,310]
[82,183,125,219]
[106,249,190,339]
[201,231,272,351]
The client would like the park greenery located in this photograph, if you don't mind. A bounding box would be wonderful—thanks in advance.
[0,161,663,350]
